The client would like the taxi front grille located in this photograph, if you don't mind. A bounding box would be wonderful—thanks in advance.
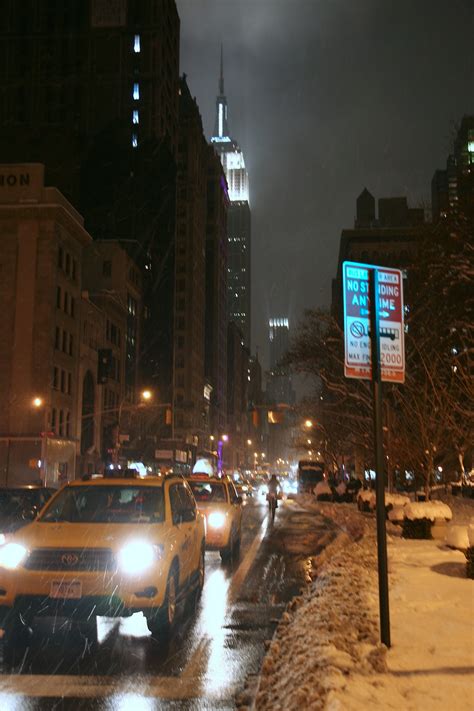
[24,548,116,572]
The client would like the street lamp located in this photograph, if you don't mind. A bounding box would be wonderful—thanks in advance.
[32,397,43,408]
[140,389,153,402]
[304,419,313,429]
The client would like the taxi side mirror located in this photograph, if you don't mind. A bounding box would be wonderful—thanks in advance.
[21,508,37,521]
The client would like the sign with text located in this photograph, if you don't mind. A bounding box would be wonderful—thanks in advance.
[343,262,405,383]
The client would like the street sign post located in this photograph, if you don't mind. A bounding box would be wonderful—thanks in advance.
[342,261,404,648]
[342,262,405,383]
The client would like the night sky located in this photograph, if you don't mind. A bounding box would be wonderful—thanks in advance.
[177,0,473,363]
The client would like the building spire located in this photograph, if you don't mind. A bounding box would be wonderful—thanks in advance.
[219,43,224,95]
[213,43,229,139]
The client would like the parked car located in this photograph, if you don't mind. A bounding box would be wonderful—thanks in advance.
[0,486,56,543]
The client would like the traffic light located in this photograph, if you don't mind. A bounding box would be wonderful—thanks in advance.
[97,348,112,384]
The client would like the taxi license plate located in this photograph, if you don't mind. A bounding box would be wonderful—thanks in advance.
[50,580,82,599]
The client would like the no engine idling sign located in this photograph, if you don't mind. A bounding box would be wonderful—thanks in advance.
[342,262,405,383]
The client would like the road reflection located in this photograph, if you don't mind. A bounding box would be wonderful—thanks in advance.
[0,499,318,706]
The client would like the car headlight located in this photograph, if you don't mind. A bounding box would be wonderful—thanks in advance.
[207,512,226,529]
[0,543,28,570]
[118,541,162,575]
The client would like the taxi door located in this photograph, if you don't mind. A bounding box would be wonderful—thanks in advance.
[168,483,195,585]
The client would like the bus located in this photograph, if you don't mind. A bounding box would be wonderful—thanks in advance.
[297,459,325,494]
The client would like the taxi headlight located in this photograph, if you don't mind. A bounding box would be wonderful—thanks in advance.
[207,512,226,529]
[0,542,28,570]
[118,541,162,575]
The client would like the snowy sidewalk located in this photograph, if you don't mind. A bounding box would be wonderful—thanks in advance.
[250,497,474,711]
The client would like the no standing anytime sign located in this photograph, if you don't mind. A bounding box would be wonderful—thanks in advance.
[342,261,405,383]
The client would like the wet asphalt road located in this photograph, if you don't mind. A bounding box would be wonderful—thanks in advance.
[0,497,338,710]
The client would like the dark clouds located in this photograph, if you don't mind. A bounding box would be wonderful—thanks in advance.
[176,0,473,360]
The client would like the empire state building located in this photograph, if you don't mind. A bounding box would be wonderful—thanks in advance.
[210,48,251,348]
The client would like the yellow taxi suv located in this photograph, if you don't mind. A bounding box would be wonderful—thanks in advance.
[0,474,205,655]
[187,475,242,562]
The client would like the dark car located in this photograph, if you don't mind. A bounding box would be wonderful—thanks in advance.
[0,486,56,542]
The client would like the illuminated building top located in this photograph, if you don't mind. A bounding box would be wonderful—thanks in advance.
[210,46,250,204]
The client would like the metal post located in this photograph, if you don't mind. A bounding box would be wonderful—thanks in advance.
[369,268,391,648]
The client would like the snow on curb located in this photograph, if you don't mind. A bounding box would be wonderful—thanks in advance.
[252,502,385,710]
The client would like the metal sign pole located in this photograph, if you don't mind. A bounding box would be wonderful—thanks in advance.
[369,268,391,648]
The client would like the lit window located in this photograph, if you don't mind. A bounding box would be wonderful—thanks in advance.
[133,110,139,124]
[132,133,138,148]
[134,35,141,53]
[133,83,140,100]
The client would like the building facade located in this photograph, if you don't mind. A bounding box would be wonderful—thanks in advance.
[0,163,91,485]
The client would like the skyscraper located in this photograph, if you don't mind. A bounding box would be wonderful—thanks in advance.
[210,48,251,348]
[267,318,294,406]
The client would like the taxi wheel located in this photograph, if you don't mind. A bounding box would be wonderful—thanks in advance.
[232,532,241,557]
[196,547,205,597]
[147,567,178,640]
[220,529,236,562]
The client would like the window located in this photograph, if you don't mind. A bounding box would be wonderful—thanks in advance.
[51,408,57,432]
[102,260,112,277]
[64,291,69,313]
[72,259,77,281]
[132,110,139,124]
[55,327,60,349]
[67,372,72,395]
[169,485,184,525]
[65,411,71,437]
[65,253,71,275]
[132,133,138,148]
[56,286,61,308]
[133,83,140,100]
[60,369,65,392]
[59,409,64,436]
[62,330,67,352]
[69,334,73,356]
[52,367,58,389]
[70,297,75,318]
[58,247,63,269]
[133,34,141,53]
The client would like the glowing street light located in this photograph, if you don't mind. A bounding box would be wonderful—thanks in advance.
[141,389,153,401]
[304,419,313,429]
[247,439,252,445]
[222,434,229,442]
[32,397,43,408]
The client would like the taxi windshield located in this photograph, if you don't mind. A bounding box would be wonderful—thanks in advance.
[39,486,164,524]
[189,481,227,503]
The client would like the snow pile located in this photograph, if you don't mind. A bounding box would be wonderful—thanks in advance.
[445,524,470,550]
[356,490,373,507]
[252,496,474,711]
[358,490,410,514]
[385,493,410,508]
[314,481,333,498]
[404,501,452,522]
[254,505,385,710]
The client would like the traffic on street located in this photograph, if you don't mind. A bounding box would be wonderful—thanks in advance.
[0,485,337,709]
